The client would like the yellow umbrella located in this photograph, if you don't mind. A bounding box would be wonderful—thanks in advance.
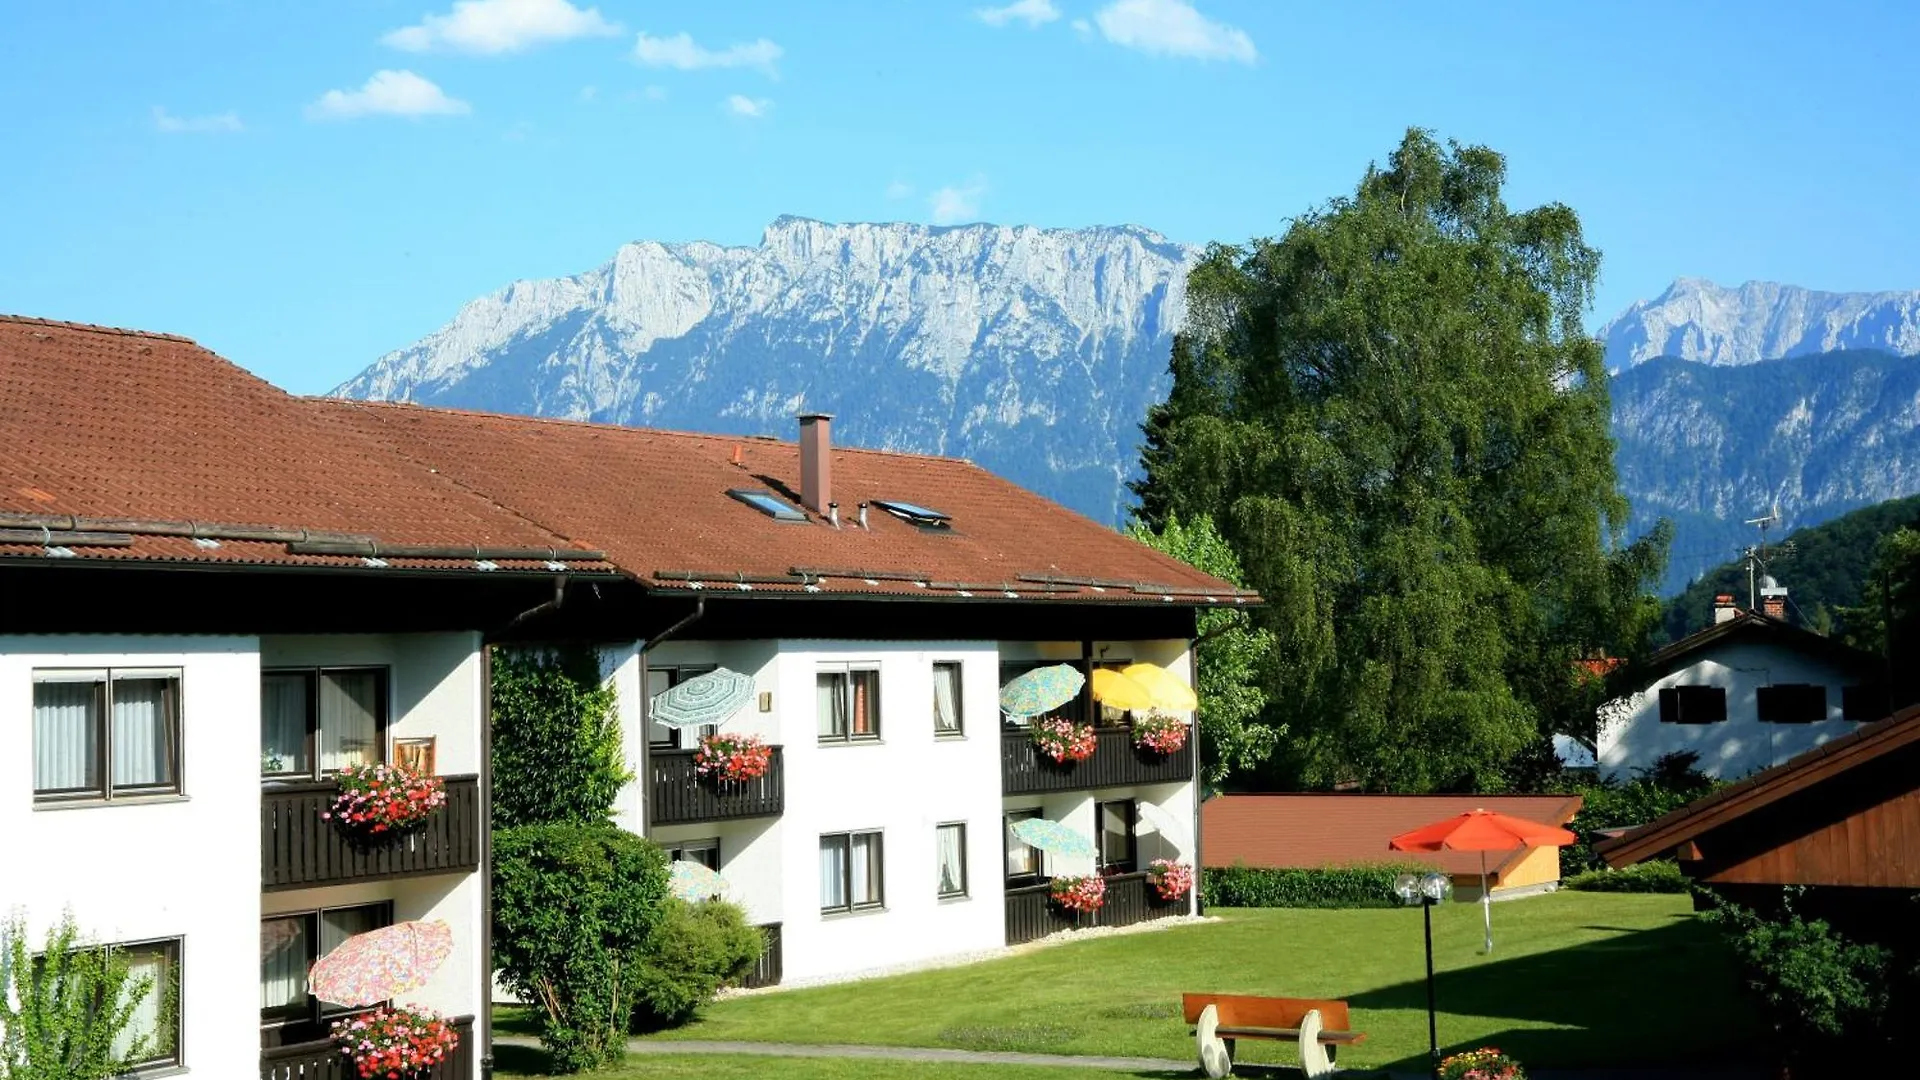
[1090,668,1157,712]
[1121,663,1199,712]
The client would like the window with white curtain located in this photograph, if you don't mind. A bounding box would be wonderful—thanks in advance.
[936,822,968,899]
[1004,807,1042,880]
[32,669,180,802]
[817,665,881,743]
[260,668,388,780]
[932,662,963,737]
[260,902,391,1041]
[820,831,884,914]
[110,938,181,1068]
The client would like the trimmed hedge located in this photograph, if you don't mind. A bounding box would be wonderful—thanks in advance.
[1562,859,1690,893]
[1202,863,1434,908]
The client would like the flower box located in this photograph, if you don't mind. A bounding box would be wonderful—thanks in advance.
[1030,716,1097,764]
[1049,873,1106,913]
[694,733,774,783]
[1439,1046,1527,1080]
[332,1004,460,1080]
[1130,711,1189,755]
[1147,858,1194,901]
[324,763,447,836]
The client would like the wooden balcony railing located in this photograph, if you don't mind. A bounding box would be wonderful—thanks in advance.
[262,774,481,891]
[1000,727,1193,796]
[261,1015,474,1079]
[648,748,785,827]
[742,922,783,988]
[1003,871,1187,946]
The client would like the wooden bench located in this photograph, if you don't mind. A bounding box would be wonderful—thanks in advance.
[1182,993,1364,1078]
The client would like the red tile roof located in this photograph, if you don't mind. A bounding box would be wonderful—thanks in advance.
[0,316,607,571]
[312,399,1251,603]
[1202,793,1584,881]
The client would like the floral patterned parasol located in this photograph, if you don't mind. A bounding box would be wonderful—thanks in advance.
[308,919,453,1008]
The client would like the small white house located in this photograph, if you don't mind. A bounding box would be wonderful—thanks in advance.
[1599,606,1884,780]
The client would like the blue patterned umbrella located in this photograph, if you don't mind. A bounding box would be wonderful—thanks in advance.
[999,663,1085,719]
[669,860,728,901]
[1009,817,1097,858]
[651,667,753,729]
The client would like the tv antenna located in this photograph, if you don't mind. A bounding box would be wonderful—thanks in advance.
[1742,501,1794,610]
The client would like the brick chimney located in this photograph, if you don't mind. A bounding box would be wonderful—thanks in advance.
[798,413,833,515]
[1760,582,1788,620]
[1713,594,1739,625]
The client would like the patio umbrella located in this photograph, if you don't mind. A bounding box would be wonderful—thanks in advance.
[999,664,1085,719]
[1119,663,1199,713]
[669,859,729,902]
[1009,816,1098,859]
[1090,667,1157,713]
[308,919,453,1008]
[650,666,754,729]
[1388,809,1576,954]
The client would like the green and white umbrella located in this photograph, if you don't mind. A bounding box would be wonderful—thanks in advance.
[669,860,728,901]
[650,667,754,729]
[1009,816,1098,858]
[999,663,1085,719]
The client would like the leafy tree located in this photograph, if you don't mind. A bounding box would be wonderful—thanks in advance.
[1839,526,1920,710]
[1134,129,1666,791]
[0,915,168,1080]
[629,898,765,1031]
[493,824,670,1073]
[1127,513,1280,783]
[490,645,629,829]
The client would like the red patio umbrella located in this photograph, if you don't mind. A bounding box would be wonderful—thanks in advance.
[1388,809,1576,954]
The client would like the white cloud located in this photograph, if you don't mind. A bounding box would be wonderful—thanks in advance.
[383,0,619,54]
[929,177,987,225]
[725,94,770,119]
[152,106,242,134]
[884,179,914,200]
[635,31,782,75]
[642,85,668,100]
[1071,17,1092,33]
[1093,0,1256,63]
[307,71,471,120]
[975,0,1060,28]
[579,85,597,101]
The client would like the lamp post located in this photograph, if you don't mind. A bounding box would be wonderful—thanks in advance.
[1395,871,1451,1080]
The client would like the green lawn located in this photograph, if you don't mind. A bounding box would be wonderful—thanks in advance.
[628,893,1761,1072]
[494,1048,1170,1079]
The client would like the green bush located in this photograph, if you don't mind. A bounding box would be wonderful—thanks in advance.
[1706,896,1893,1064]
[630,898,764,1031]
[1562,859,1690,893]
[0,915,171,1080]
[490,645,629,830]
[1561,750,1720,871]
[1202,863,1433,908]
[493,823,671,1073]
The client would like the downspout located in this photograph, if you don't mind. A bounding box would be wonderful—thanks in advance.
[480,642,495,1079]
[637,596,707,837]
[1190,635,1205,918]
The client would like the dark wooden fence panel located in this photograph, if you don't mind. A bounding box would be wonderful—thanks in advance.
[1000,728,1192,796]
[742,923,783,988]
[649,748,785,827]
[262,775,480,891]
[261,1015,474,1079]
[1003,872,1184,946]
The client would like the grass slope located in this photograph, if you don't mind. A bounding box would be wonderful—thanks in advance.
[636,894,1760,1072]
[494,1049,1165,1079]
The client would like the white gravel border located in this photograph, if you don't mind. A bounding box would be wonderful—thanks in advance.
[716,914,1221,998]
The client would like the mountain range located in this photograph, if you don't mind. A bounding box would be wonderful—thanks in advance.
[334,218,1920,593]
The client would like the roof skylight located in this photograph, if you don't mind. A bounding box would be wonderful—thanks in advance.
[872,499,951,527]
[727,488,808,522]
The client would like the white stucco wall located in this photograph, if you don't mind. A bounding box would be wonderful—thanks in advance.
[1600,639,1871,779]
[261,632,485,775]
[0,635,261,1077]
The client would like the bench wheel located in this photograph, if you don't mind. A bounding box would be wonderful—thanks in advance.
[1195,1004,1233,1079]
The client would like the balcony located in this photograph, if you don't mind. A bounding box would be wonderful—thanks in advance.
[648,747,785,827]
[1001,726,1193,796]
[262,774,481,891]
[743,923,783,989]
[260,1015,474,1079]
[1003,872,1187,946]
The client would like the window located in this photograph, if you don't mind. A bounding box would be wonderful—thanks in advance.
[820,831,884,914]
[1842,684,1889,722]
[817,665,881,742]
[647,665,719,749]
[1757,683,1827,724]
[932,662,964,737]
[114,938,182,1069]
[261,668,388,780]
[33,668,181,802]
[936,822,968,899]
[1004,807,1042,880]
[872,499,952,529]
[1657,685,1727,725]
[666,837,721,871]
[727,488,808,522]
[260,903,391,1042]
[1097,799,1136,874]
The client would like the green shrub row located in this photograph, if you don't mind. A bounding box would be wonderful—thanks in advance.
[1561,859,1690,893]
[1202,862,1435,908]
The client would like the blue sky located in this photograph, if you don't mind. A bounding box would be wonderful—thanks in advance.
[2,0,1915,393]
